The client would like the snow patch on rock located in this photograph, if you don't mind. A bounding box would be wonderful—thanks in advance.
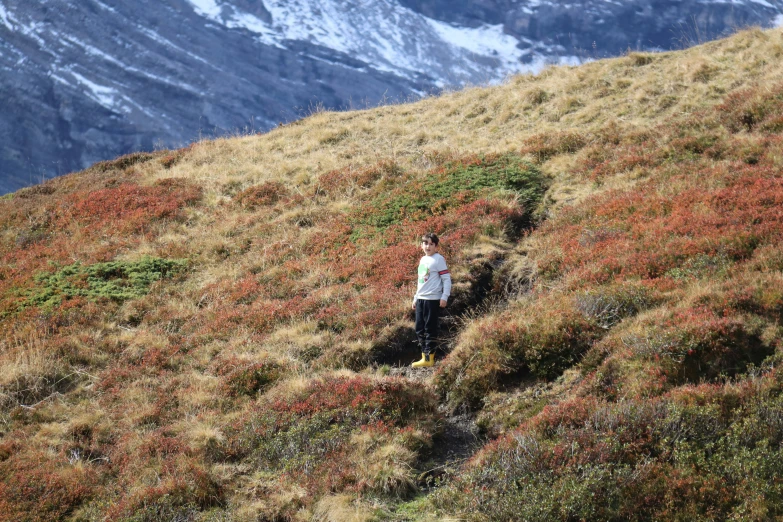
[185,0,533,85]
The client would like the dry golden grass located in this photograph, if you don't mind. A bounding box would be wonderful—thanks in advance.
[0,326,71,410]
[312,494,377,522]
[348,430,418,496]
[181,419,225,452]
[265,320,335,362]
[133,28,783,206]
[175,370,222,414]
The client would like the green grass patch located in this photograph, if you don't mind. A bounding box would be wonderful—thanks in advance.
[354,154,546,229]
[385,495,440,521]
[22,256,188,310]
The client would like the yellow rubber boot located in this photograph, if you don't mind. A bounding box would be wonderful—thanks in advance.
[412,352,434,368]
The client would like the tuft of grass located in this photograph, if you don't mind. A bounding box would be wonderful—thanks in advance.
[234,181,290,209]
[0,332,77,410]
[312,494,377,522]
[628,52,656,66]
[91,151,159,173]
[521,131,588,163]
[574,282,660,329]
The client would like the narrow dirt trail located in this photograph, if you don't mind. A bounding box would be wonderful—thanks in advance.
[390,362,485,489]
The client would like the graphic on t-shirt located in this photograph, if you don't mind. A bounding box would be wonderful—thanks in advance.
[418,263,429,284]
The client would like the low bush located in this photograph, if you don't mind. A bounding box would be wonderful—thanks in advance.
[717,83,783,133]
[57,179,202,235]
[433,374,783,521]
[159,145,194,169]
[574,282,660,329]
[221,374,438,500]
[534,162,783,285]
[618,306,773,386]
[520,131,587,162]
[213,356,288,397]
[723,271,783,321]
[436,294,602,408]
[0,451,99,522]
[353,154,546,229]
[92,152,158,173]
[317,160,404,197]
[21,257,188,311]
[234,181,290,209]
[106,462,223,522]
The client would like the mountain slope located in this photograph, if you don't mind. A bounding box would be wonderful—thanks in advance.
[1,26,783,522]
[2,0,783,194]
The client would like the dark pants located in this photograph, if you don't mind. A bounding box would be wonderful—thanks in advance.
[415,299,440,355]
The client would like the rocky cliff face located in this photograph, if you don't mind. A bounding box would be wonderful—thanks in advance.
[1,0,781,194]
[0,0,434,193]
[405,0,783,59]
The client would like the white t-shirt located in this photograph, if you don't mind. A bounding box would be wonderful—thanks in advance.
[414,253,452,302]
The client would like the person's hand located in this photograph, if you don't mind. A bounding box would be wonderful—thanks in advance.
[440,299,447,308]
[411,301,416,310]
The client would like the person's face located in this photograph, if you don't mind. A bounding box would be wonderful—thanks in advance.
[421,237,438,256]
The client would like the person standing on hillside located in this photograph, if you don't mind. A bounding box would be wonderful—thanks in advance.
[411,232,451,368]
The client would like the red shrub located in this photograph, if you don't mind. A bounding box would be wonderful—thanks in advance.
[266,375,433,421]
[57,178,201,235]
[106,462,222,520]
[91,151,157,173]
[234,181,289,209]
[536,163,783,285]
[218,375,438,499]
[213,356,288,397]
[159,144,194,169]
[657,306,769,383]
[0,452,98,522]
[136,429,189,459]
[723,271,783,321]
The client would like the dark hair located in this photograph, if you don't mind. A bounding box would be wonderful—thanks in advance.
[422,232,439,245]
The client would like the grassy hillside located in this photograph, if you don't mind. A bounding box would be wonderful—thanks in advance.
[1,27,783,521]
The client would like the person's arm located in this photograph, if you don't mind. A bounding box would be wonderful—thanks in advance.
[412,258,420,310]
[438,259,451,308]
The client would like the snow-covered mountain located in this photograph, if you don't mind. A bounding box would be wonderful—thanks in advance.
[186,0,559,86]
[1,0,782,194]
